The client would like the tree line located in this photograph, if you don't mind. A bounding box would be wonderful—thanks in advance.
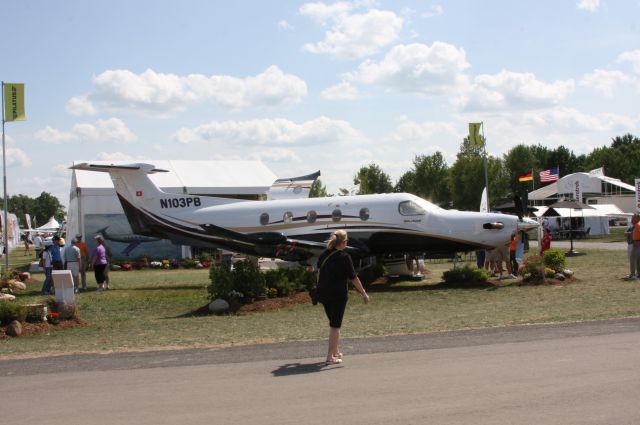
[310,133,640,211]
[7,192,66,228]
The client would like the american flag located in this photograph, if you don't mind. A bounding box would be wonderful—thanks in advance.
[539,167,559,182]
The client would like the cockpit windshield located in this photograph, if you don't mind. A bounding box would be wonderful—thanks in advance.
[398,200,426,216]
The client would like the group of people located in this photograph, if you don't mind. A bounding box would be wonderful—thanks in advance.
[40,234,111,295]
[478,226,552,279]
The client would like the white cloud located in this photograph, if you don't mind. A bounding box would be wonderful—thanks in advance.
[5,147,32,167]
[34,118,137,144]
[617,49,640,74]
[391,117,458,146]
[299,1,355,25]
[576,0,600,12]
[460,70,574,111]
[248,147,301,162]
[173,116,366,146]
[301,3,403,59]
[321,82,360,100]
[580,69,637,96]
[348,42,470,94]
[65,95,97,116]
[422,5,444,18]
[88,66,307,115]
[278,20,294,31]
[34,126,79,144]
[95,151,137,161]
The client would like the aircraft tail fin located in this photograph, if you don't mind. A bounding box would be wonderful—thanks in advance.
[70,163,174,236]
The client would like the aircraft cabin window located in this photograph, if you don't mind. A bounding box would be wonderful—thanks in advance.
[398,200,426,216]
[283,211,293,224]
[307,210,317,223]
[359,208,370,221]
[332,209,342,222]
[260,213,269,225]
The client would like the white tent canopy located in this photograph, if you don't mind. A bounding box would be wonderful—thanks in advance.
[534,204,625,236]
[35,216,60,232]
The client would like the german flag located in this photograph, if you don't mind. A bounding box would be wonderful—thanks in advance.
[518,173,533,182]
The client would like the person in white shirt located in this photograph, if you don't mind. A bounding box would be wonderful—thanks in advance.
[62,238,82,293]
[33,233,43,260]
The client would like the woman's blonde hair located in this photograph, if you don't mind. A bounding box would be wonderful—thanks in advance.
[326,229,348,250]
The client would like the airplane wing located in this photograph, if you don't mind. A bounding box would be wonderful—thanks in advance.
[200,223,367,261]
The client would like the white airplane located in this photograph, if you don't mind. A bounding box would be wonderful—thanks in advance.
[71,162,537,276]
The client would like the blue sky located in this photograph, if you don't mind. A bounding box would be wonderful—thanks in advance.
[2,0,639,209]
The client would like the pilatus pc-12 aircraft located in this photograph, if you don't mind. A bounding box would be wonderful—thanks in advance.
[71,162,537,278]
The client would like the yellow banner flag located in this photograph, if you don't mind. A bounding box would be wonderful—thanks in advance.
[3,83,26,122]
[468,122,483,147]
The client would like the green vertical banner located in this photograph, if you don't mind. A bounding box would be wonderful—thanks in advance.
[3,83,26,121]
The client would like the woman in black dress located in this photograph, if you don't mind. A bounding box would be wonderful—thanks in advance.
[317,230,369,365]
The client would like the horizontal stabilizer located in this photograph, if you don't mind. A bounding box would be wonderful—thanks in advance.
[267,170,321,200]
[70,162,169,174]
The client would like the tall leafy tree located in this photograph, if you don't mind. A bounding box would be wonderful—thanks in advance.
[309,179,328,198]
[7,194,37,227]
[547,145,583,177]
[411,152,450,205]
[8,192,65,227]
[353,163,394,195]
[584,134,640,183]
[394,170,415,193]
[448,137,509,210]
[503,144,539,192]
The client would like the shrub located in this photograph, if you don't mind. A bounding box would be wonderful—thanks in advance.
[282,267,316,292]
[134,255,149,269]
[231,260,266,299]
[543,249,566,271]
[198,252,213,263]
[208,264,235,301]
[0,302,26,325]
[264,269,296,297]
[46,312,61,325]
[45,298,79,321]
[520,255,545,282]
[25,304,47,323]
[442,264,488,285]
[180,258,199,269]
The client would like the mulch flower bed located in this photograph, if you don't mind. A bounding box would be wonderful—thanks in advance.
[0,318,87,339]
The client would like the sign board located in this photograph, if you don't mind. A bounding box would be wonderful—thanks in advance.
[52,270,76,305]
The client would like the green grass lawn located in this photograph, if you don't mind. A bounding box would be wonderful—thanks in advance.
[1,246,638,358]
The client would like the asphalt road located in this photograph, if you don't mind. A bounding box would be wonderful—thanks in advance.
[3,318,640,424]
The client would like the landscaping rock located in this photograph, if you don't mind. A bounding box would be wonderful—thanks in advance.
[562,269,574,277]
[18,272,31,281]
[209,299,230,314]
[10,281,27,293]
[554,273,566,281]
[0,293,16,301]
[6,320,22,337]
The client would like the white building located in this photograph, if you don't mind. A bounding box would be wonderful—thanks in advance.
[528,171,636,212]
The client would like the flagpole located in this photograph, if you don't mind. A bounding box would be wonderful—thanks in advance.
[481,122,489,211]
[532,168,535,192]
[1,82,8,272]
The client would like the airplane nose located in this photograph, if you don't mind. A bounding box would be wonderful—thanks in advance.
[518,217,539,231]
